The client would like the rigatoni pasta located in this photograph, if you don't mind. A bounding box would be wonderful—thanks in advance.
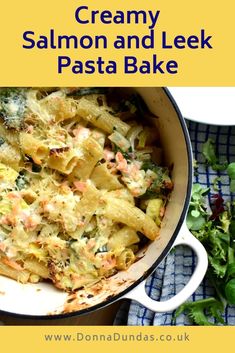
[103,196,160,241]
[76,97,131,136]
[90,163,123,190]
[47,148,79,174]
[19,132,49,165]
[72,137,103,180]
[0,261,31,284]
[0,87,173,292]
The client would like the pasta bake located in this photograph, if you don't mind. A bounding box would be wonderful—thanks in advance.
[0,87,172,291]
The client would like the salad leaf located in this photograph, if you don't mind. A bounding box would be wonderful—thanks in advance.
[227,163,235,192]
[186,184,209,231]
[174,298,224,326]
[230,180,235,193]
[202,139,228,171]
[201,145,235,207]
[225,279,235,304]
[178,181,235,325]
[227,163,235,180]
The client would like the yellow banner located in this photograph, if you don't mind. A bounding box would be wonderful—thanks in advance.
[0,0,234,86]
[0,326,235,353]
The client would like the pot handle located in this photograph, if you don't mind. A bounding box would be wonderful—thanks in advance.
[122,222,208,312]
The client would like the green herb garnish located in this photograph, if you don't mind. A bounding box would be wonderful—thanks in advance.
[141,161,172,198]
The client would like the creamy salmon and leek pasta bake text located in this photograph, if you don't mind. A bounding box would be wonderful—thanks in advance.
[0,88,172,291]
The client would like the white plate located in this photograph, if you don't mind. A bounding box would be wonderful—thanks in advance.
[168,87,235,126]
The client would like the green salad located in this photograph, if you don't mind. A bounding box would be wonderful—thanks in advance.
[174,140,235,325]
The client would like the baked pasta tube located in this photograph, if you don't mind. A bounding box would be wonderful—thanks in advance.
[0,87,172,291]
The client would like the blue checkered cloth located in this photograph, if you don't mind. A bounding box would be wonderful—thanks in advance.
[114,121,235,325]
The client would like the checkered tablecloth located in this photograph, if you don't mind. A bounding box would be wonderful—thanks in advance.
[114,120,235,325]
